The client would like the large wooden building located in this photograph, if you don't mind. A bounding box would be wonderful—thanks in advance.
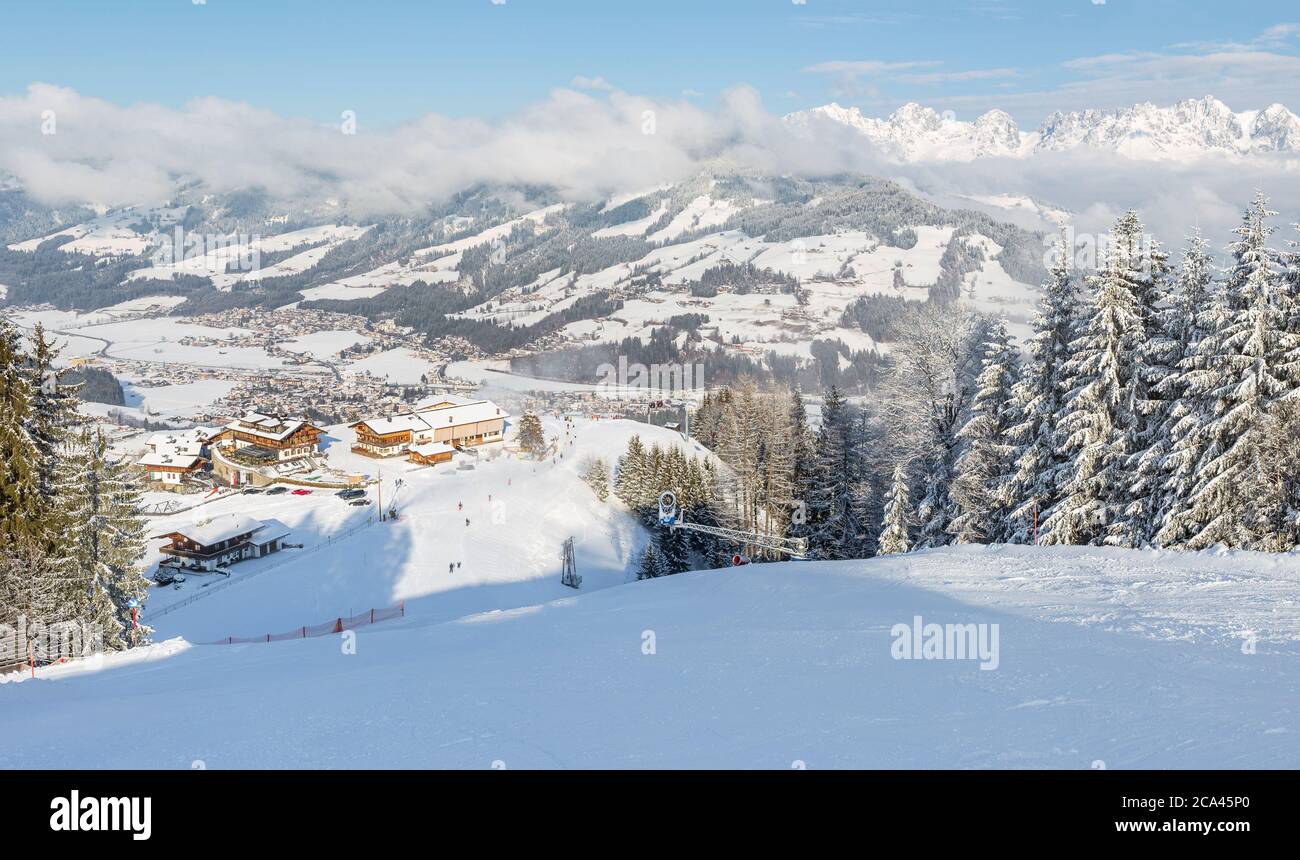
[210,412,324,487]
[155,514,291,572]
[350,397,507,461]
[213,412,324,461]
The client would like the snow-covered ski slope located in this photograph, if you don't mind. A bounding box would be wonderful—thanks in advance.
[3,543,1297,769]
[135,417,699,643]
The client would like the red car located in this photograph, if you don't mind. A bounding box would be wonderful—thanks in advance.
[291,489,313,496]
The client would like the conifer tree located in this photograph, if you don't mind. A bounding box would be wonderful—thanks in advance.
[950,321,1019,544]
[1041,217,1148,547]
[516,412,547,458]
[614,435,648,508]
[1148,230,1217,546]
[877,464,914,556]
[997,233,1079,543]
[23,324,81,501]
[784,389,817,546]
[0,318,44,548]
[1171,193,1297,549]
[636,542,668,580]
[61,430,151,649]
[581,457,610,502]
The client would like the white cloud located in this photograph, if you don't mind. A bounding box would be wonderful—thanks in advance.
[1,81,1297,251]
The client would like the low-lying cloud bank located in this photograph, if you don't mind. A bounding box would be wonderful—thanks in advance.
[2,82,1298,245]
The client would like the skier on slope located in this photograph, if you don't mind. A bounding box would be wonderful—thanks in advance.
[449,562,454,575]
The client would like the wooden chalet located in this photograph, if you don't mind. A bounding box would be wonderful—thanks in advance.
[155,514,291,572]
[213,412,324,462]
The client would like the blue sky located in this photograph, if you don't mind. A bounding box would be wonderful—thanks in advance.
[2,1,1299,125]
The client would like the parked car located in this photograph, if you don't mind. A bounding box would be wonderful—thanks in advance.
[291,489,313,496]
[336,488,366,500]
[243,487,264,494]
[349,499,372,507]
[266,486,289,495]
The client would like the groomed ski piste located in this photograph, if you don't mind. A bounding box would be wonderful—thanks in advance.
[2,416,1298,769]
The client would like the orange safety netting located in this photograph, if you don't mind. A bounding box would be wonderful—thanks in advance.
[206,602,405,645]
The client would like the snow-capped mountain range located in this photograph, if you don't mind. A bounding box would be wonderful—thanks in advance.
[786,96,1300,162]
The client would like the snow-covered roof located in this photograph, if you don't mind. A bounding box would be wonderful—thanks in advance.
[143,426,217,462]
[415,393,478,410]
[352,399,507,436]
[415,399,507,427]
[225,412,317,442]
[256,518,292,543]
[139,451,204,469]
[410,441,456,458]
[355,414,431,435]
[147,426,214,449]
[157,513,267,546]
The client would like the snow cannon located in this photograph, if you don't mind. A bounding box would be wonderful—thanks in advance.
[658,491,679,526]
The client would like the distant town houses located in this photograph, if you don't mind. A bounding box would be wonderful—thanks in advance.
[155,513,291,572]
[350,396,508,464]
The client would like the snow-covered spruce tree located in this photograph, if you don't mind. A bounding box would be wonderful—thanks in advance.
[516,412,547,458]
[784,388,817,547]
[1041,215,1150,547]
[23,324,82,503]
[877,464,915,555]
[1254,398,1300,550]
[1147,230,1217,547]
[848,410,877,556]
[1108,212,1171,547]
[636,542,668,580]
[580,456,610,502]
[0,318,45,549]
[1170,193,1299,550]
[613,435,648,509]
[949,320,1020,544]
[809,386,865,560]
[0,537,64,630]
[996,233,1080,543]
[60,430,151,649]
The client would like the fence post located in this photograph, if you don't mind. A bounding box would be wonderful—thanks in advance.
[370,608,375,624]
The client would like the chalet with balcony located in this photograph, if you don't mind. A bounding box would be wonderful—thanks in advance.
[213,412,324,461]
[155,514,291,572]
[210,412,324,487]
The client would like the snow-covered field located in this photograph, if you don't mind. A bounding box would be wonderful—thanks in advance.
[2,541,1297,768]
[2,415,1297,768]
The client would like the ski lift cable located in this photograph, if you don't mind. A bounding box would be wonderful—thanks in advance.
[657,491,809,560]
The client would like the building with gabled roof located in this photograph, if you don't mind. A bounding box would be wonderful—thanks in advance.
[138,426,219,490]
[209,412,325,487]
[214,412,324,459]
[154,514,292,572]
[350,398,507,461]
